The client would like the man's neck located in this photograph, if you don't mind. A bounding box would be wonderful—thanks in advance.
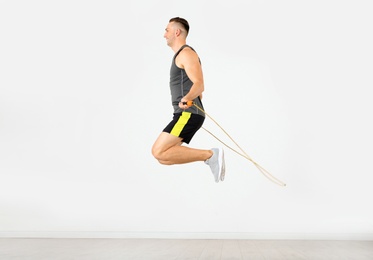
[171,41,187,53]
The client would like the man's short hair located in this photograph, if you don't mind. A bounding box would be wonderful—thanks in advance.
[169,17,189,35]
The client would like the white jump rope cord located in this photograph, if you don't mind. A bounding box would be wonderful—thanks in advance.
[190,102,286,187]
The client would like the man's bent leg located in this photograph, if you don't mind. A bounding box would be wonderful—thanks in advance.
[152,132,212,165]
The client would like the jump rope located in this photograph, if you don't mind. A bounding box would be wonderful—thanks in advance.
[182,101,286,187]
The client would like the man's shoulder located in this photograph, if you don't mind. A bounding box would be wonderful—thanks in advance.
[178,46,198,59]
[181,45,196,53]
[175,45,200,68]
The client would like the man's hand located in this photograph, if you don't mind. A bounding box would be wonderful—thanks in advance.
[179,98,192,109]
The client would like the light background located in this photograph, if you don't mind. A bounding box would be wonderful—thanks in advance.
[1,0,372,239]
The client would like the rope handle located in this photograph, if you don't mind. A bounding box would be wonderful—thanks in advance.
[181,101,194,107]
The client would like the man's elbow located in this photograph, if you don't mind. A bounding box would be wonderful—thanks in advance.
[197,82,204,93]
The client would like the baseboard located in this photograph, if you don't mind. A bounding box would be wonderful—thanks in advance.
[1,232,373,240]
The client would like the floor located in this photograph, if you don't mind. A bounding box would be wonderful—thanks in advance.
[0,238,372,259]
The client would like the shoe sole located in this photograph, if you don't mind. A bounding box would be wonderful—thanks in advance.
[220,149,225,181]
[214,148,223,183]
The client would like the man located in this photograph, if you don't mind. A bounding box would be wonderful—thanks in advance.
[151,17,225,183]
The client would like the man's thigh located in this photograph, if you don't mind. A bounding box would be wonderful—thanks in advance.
[152,132,183,153]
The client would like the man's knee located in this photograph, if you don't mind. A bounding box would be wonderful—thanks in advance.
[151,146,162,161]
[152,149,171,165]
[152,132,181,163]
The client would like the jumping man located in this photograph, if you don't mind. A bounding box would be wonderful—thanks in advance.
[151,17,225,183]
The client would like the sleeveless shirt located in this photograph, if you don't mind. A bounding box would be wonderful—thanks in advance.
[169,45,205,116]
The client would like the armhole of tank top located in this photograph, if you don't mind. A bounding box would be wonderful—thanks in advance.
[174,45,195,69]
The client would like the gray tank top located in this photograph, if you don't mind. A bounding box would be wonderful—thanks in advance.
[169,45,205,116]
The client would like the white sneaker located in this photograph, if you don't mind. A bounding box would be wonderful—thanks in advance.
[205,148,225,183]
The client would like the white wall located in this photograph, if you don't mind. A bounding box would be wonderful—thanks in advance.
[1,0,372,239]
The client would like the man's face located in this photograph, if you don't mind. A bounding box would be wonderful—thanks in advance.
[164,22,175,46]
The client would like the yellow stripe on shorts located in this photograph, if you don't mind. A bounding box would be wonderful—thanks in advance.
[170,112,191,137]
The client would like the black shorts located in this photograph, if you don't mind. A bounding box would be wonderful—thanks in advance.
[163,112,205,144]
